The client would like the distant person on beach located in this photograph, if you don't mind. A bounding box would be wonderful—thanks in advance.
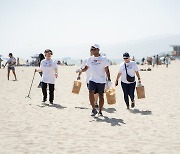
[35,49,58,105]
[132,56,135,61]
[4,53,17,81]
[77,49,99,108]
[0,57,3,69]
[26,60,30,66]
[37,53,45,88]
[165,55,171,68]
[141,57,145,65]
[156,55,159,66]
[115,52,141,109]
[152,56,156,67]
[76,44,111,116]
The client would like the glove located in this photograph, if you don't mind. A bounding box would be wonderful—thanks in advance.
[107,81,112,88]
[76,69,82,73]
[105,81,112,90]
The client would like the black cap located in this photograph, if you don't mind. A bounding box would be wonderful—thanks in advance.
[123,52,130,58]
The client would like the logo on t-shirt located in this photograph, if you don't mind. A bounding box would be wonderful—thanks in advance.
[43,62,52,67]
[127,65,133,69]
[91,60,101,65]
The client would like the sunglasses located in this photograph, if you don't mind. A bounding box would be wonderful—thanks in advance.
[123,58,128,59]
[90,48,96,51]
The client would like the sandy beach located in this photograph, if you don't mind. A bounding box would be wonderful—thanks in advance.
[0,61,180,154]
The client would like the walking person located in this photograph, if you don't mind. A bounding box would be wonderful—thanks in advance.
[156,55,159,67]
[141,57,145,65]
[152,56,156,67]
[0,57,3,69]
[115,52,141,109]
[165,54,171,68]
[3,53,17,81]
[76,44,111,116]
[37,53,45,88]
[35,49,58,105]
[77,50,99,108]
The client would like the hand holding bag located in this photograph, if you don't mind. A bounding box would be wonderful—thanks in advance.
[136,82,145,99]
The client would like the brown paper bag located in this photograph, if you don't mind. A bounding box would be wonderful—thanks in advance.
[72,80,82,94]
[136,84,145,99]
[106,88,116,104]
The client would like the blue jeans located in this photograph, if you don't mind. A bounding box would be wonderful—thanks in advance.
[121,81,136,108]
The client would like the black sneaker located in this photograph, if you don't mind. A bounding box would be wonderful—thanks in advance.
[131,101,135,108]
[50,101,53,105]
[42,98,47,102]
[91,109,98,116]
[98,111,103,116]
[95,103,99,108]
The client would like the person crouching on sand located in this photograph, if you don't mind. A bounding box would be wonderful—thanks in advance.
[35,49,58,105]
[76,44,111,116]
[115,52,141,109]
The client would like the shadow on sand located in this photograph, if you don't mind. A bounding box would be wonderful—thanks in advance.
[129,109,152,115]
[74,107,116,113]
[103,108,116,113]
[90,116,126,126]
[37,103,67,109]
[75,106,90,110]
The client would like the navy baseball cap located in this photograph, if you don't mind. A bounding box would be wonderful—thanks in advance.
[123,52,130,58]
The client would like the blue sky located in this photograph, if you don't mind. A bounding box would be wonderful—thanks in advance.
[0,0,180,59]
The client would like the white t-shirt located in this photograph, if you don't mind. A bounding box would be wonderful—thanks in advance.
[81,57,91,84]
[87,55,110,83]
[40,59,58,84]
[119,61,139,84]
[7,57,16,67]
[152,57,156,64]
[165,57,171,64]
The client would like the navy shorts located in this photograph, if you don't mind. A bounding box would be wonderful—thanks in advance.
[8,66,15,71]
[88,81,105,95]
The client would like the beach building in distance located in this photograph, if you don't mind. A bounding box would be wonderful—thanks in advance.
[171,45,180,57]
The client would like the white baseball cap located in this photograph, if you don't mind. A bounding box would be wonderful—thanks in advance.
[92,44,100,49]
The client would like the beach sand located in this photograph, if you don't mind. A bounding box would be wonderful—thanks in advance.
[0,61,180,154]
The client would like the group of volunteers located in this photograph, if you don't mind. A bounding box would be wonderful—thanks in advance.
[3,44,141,116]
[75,44,141,116]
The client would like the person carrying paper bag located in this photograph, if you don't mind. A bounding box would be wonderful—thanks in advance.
[115,52,141,109]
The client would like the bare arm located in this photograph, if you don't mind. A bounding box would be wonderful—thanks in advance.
[115,72,121,86]
[55,68,58,78]
[35,69,42,72]
[81,66,88,72]
[135,71,141,82]
[77,72,82,80]
[105,66,111,81]
[4,62,7,68]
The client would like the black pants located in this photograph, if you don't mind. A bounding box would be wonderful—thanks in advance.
[121,81,136,107]
[38,72,43,87]
[41,82,55,102]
